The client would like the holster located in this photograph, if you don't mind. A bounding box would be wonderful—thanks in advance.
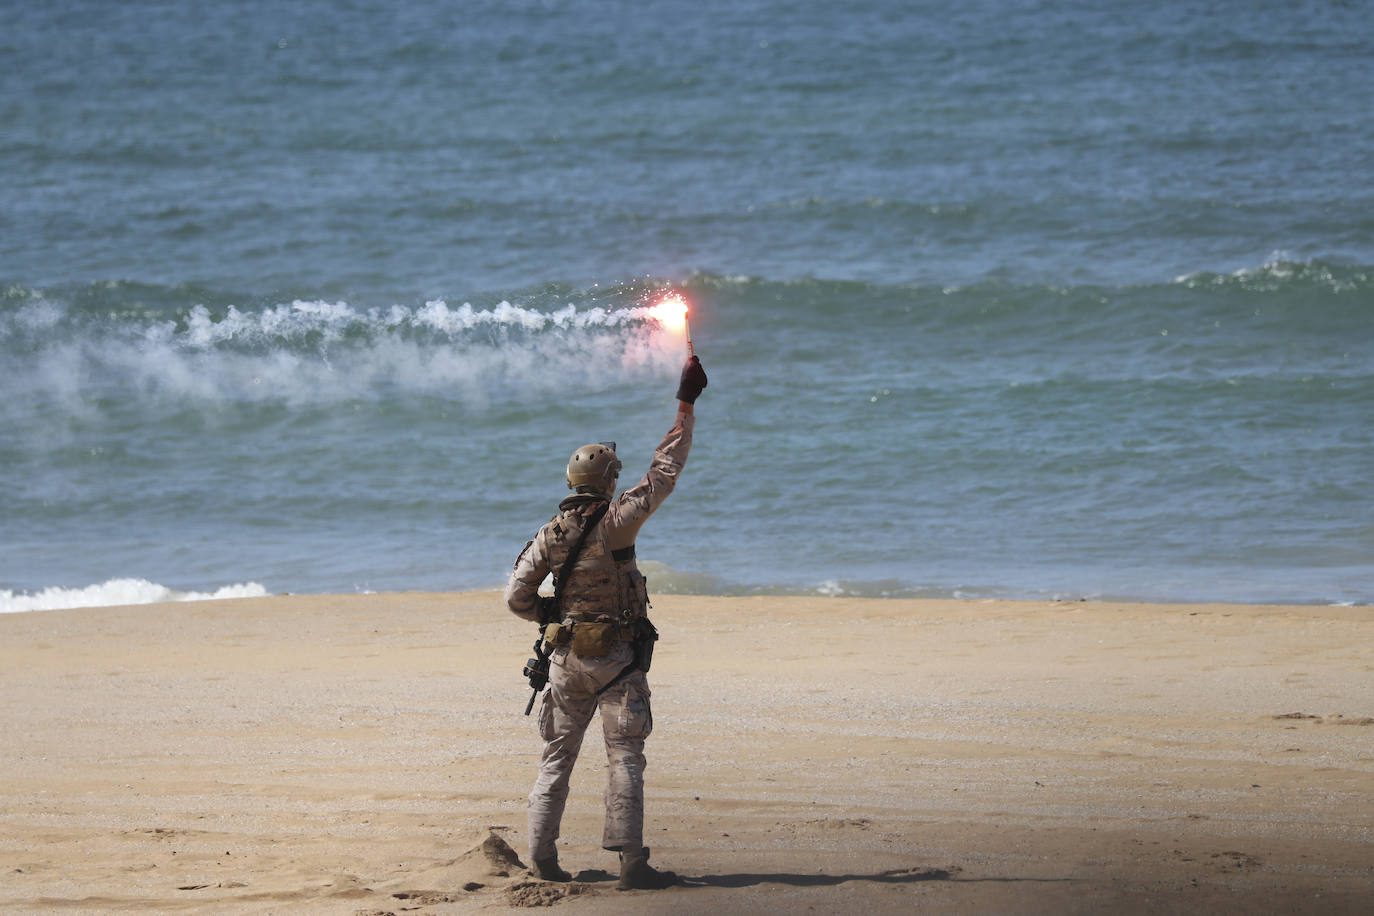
[631,616,659,673]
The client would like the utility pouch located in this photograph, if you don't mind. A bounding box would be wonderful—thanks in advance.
[571,621,617,658]
[632,616,659,673]
[542,620,572,648]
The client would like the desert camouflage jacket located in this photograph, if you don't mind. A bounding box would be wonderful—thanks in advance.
[504,411,693,623]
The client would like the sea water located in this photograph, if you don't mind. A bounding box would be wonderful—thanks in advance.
[3,0,1372,609]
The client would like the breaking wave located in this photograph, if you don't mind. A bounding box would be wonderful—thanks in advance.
[1,578,269,613]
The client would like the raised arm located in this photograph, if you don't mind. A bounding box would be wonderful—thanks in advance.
[603,357,707,549]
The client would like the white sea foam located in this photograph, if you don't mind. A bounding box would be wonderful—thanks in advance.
[1173,252,1368,293]
[3,297,684,413]
[0,578,269,613]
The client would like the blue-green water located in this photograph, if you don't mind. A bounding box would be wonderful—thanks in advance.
[3,0,1372,609]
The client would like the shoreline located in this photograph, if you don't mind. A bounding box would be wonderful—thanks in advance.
[3,592,1371,913]
[5,579,1371,617]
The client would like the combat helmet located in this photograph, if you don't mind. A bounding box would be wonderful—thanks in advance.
[566,441,621,495]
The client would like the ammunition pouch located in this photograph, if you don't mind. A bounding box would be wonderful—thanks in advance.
[542,620,572,648]
[571,621,618,657]
[548,618,636,659]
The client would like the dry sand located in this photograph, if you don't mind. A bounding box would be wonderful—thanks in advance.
[1,591,1371,914]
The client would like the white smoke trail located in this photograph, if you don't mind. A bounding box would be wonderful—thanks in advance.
[2,297,685,412]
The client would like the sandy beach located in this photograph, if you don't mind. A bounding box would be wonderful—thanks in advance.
[1,591,1371,914]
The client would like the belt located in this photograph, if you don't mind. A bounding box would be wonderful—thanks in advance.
[543,618,636,646]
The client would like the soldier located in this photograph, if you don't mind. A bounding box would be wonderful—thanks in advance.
[504,355,708,891]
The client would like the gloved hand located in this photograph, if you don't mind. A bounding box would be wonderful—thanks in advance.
[676,356,708,403]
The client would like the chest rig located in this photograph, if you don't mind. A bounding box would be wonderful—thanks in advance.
[543,498,650,624]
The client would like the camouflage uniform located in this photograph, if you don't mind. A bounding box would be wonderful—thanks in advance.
[505,412,693,863]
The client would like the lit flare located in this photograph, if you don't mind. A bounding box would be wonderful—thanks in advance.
[650,294,694,356]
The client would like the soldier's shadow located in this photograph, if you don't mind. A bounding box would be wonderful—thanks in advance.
[682,865,956,888]
[573,865,957,888]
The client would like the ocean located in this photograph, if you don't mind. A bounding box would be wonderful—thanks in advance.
[3,0,1371,610]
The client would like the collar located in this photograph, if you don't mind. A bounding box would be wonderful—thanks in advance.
[558,493,610,514]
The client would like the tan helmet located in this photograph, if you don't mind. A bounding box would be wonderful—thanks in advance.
[566,441,622,494]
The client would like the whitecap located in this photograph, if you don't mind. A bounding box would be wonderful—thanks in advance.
[0,578,269,613]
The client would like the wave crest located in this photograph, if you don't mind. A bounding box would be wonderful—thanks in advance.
[1173,254,1373,293]
[1,578,269,613]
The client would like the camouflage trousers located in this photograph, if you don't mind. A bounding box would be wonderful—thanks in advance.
[528,642,653,862]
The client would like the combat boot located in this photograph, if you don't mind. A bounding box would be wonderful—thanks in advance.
[533,855,571,882]
[617,846,677,890]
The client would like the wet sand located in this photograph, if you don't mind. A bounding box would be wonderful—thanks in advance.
[2,592,1371,914]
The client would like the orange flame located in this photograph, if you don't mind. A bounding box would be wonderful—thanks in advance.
[649,295,689,333]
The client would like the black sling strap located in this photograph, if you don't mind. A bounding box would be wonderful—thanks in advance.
[551,499,644,697]
[552,500,609,617]
[597,656,638,697]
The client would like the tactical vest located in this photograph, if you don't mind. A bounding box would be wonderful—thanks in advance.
[543,501,649,623]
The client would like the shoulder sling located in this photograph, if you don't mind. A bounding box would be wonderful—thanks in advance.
[552,500,609,618]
